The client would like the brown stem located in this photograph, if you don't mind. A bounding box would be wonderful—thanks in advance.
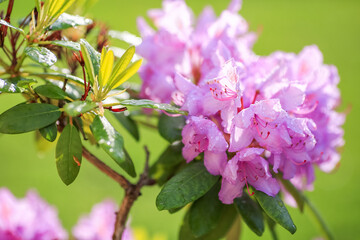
[82,147,130,189]
[112,146,155,240]
[82,146,155,240]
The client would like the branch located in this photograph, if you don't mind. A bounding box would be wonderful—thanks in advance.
[112,146,155,240]
[82,147,130,189]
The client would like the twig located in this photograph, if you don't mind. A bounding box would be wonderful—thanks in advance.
[112,146,155,240]
[82,147,130,189]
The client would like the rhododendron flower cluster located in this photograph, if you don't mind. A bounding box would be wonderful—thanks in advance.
[0,188,67,240]
[138,0,345,204]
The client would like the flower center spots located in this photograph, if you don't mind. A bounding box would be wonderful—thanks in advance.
[189,134,209,153]
[208,77,237,101]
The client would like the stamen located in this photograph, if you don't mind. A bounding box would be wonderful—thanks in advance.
[245,177,254,196]
[293,100,319,115]
[313,152,324,162]
[290,159,307,166]
[255,115,268,128]
[253,118,270,140]
[252,90,260,104]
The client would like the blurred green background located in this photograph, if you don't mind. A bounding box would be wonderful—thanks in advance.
[0,0,359,239]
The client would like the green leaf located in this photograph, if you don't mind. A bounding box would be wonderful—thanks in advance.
[179,211,197,240]
[80,39,100,84]
[31,72,84,85]
[158,113,185,143]
[156,161,219,211]
[0,103,61,134]
[0,78,22,93]
[113,112,139,141]
[50,40,80,51]
[48,80,82,100]
[0,19,25,35]
[39,122,58,142]
[55,124,82,185]
[254,190,296,234]
[63,101,97,117]
[189,182,224,237]
[234,194,264,236]
[150,143,185,186]
[15,77,37,88]
[179,204,237,240]
[49,13,93,31]
[35,84,68,99]
[0,77,37,93]
[25,46,57,67]
[278,177,305,212]
[118,99,187,115]
[0,0,7,4]
[91,115,136,177]
[168,206,184,214]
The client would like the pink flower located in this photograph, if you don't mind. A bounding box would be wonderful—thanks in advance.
[0,188,67,240]
[72,200,133,240]
[182,116,228,175]
[219,148,280,204]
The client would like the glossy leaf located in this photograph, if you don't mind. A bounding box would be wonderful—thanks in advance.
[91,115,136,177]
[0,79,22,93]
[234,194,264,236]
[118,99,187,115]
[49,13,93,31]
[49,80,82,100]
[189,183,224,237]
[50,40,80,51]
[158,113,185,143]
[25,46,57,67]
[150,143,184,186]
[254,190,296,234]
[64,101,97,117]
[0,19,25,35]
[179,204,237,240]
[80,39,100,84]
[35,84,67,99]
[32,72,84,85]
[156,162,218,211]
[55,124,82,185]
[113,112,139,141]
[39,123,58,142]
[0,103,61,134]
[0,77,37,93]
